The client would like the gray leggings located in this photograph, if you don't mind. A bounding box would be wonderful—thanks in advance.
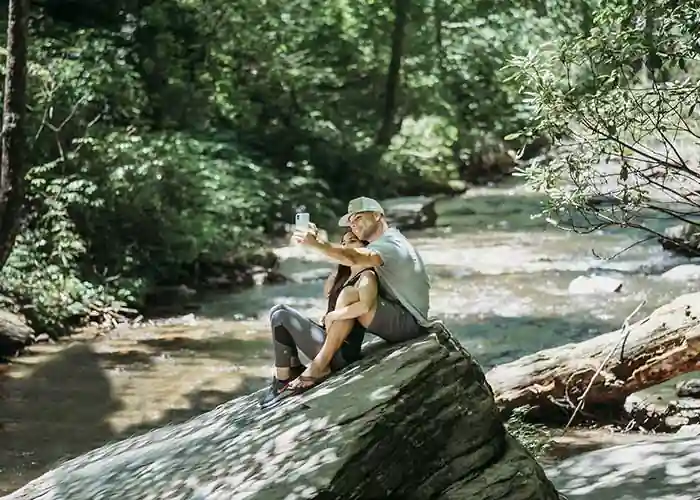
[269,304,347,372]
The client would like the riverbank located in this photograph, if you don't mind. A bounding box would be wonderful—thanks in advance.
[1,183,699,495]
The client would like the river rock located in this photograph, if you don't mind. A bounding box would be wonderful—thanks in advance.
[659,222,700,257]
[567,275,623,295]
[2,332,560,500]
[0,308,33,358]
[677,379,700,398]
[677,424,700,437]
[382,196,438,230]
[661,264,700,281]
[547,434,700,499]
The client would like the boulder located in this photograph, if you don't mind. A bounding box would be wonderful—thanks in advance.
[2,332,560,500]
[0,308,33,358]
[659,222,700,257]
[661,264,700,282]
[567,275,623,295]
[547,435,700,499]
[677,378,700,398]
[382,196,438,230]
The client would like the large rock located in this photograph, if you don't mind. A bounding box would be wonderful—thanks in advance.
[677,378,700,398]
[382,196,438,230]
[2,332,559,500]
[0,308,33,358]
[547,435,700,499]
[567,275,623,295]
[661,264,700,282]
[659,222,700,257]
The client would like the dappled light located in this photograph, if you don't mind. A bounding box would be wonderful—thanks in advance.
[3,334,559,499]
[548,436,700,499]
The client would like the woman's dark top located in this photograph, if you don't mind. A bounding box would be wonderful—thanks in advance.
[326,268,377,363]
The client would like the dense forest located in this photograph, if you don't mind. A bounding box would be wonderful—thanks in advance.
[0,0,697,336]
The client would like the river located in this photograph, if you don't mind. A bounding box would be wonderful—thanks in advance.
[1,180,698,494]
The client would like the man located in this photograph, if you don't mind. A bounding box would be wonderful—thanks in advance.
[289,196,431,390]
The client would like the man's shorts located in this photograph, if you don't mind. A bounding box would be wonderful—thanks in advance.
[367,295,425,342]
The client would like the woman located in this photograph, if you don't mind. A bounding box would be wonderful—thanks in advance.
[260,231,377,406]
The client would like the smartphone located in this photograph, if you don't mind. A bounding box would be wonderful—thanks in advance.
[295,212,310,231]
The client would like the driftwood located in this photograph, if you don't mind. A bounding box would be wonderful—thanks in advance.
[3,331,559,500]
[486,293,700,426]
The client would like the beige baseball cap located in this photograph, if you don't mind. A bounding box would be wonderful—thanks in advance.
[338,197,384,226]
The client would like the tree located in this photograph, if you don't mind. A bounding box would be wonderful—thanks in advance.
[0,0,29,269]
[513,0,700,252]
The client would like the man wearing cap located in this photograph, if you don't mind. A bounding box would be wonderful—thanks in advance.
[289,196,431,389]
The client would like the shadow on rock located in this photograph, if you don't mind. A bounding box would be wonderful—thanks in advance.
[1,332,561,500]
[547,435,700,499]
[0,343,121,495]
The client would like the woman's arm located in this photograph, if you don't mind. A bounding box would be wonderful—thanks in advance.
[323,269,336,297]
[327,273,378,320]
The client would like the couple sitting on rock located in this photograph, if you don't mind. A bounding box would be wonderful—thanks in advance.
[261,196,432,406]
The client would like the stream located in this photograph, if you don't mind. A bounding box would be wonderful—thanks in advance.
[1,180,698,494]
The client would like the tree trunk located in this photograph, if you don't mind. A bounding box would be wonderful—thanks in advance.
[0,0,29,270]
[486,293,700,426]
[3,331,560,499]
[375,0,409,148]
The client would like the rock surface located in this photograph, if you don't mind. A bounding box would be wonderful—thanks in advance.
[2,332,559,500]
[382,196,438,230]
[624,394,700,431]
[547,435,700,499]
[659,222,700,257]
[661,264,700,281]
[0,309,33,358]
[567,275,623,295]
[677,378,700,398]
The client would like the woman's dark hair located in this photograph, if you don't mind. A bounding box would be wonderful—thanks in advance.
[327,231,368,301]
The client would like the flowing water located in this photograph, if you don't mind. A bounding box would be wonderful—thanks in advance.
[1,180,698,494]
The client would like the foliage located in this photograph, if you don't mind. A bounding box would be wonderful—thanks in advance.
[505,407,553,459]
[0,0,598,333]
[512,0,700,244]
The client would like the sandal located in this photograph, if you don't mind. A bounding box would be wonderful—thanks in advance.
[282,373,329,396]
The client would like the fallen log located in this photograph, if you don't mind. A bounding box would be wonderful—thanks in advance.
[486,293,700,426]
[2,331,560,500]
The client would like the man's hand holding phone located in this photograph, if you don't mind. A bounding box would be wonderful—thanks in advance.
[292,212,320,247]
[293,224,319,246]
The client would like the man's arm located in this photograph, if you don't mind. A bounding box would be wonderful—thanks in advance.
[310,239,383,267]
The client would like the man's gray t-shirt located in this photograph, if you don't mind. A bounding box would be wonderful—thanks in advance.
[367,228,430,325]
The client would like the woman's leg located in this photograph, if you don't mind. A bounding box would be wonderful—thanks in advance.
[270,305,347,372]
[289,288,363,390]
[269,306,299,381]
